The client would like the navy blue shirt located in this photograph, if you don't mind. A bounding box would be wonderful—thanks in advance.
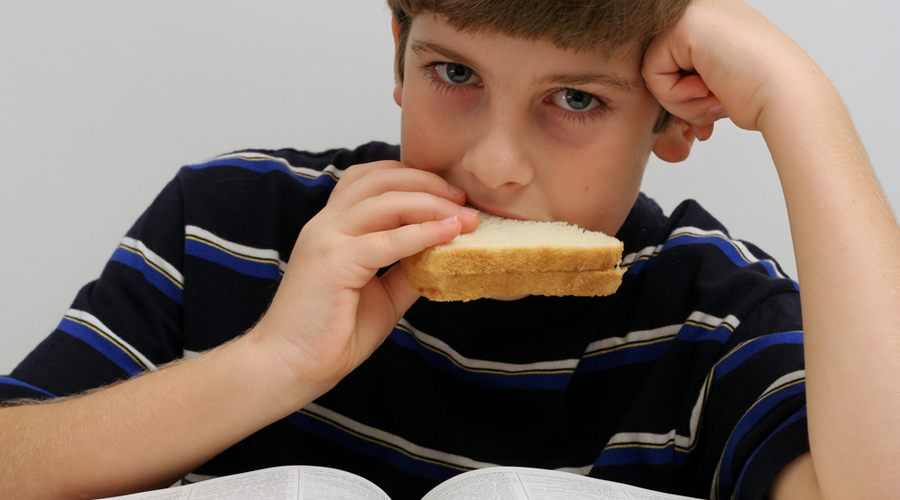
[1,143,808,500]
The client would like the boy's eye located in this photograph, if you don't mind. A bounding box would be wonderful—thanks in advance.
[435,63,481,86]
[550,88,602,113]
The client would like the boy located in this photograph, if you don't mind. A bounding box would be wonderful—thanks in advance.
[2,1,899,499]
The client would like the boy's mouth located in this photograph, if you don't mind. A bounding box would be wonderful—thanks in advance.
[464,202,529,222]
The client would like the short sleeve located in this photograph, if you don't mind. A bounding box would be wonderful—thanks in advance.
[1,176,188,401]
[703,292,809,500]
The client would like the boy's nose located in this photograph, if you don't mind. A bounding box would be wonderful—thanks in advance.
[461,119,534,190]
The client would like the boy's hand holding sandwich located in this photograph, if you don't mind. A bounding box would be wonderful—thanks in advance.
[254,161,479,391]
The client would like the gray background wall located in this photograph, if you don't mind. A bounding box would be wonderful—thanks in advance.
[2,0,898,374]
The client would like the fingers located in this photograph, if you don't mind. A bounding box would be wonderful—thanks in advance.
[337,190,479,237]
[675,117,716,143]
[311,161,480,274]
[330,161,466,211]
[371,263,421,331]
[642,37,729,129]
[343,204,477,273]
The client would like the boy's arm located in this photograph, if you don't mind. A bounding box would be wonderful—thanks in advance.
[0,162,478,499]
[644,1,900,498]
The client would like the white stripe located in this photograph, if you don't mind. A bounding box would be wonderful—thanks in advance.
[686,311,741,331]
[398,318,580,373]
[182,349,202,360]
[186,225,287,274]
[585,324,680,354]
[66,309,158,372]
[622,225,786,280]
[599,312,742,452]
[711,369,806,500]
[303,403,499,471]
[120,236,184,285]
[763,369,805,395]
[607,429,693,451]
[586,312,738,354]
[689,340,799,460]
[605,421,693,455]
[671,226,787,279]
[405,312,737,375]
[183,472,217,484]
[211,151,346,181]
[555,464,593,476]
[623,243,663,266]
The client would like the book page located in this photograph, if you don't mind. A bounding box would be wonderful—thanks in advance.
[422,467,701,500]
[100,466,390,500]
[298,467,391,500]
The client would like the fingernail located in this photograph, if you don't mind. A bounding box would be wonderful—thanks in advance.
[448,185,465,197]
[689,124,702,141]
[440,215,458,225]
[460,206,478,217]
[707,104,724,116]
[692,92,709,99]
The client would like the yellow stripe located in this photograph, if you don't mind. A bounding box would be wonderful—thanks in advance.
[584,335,675,359]
[623,230,758,271]
[118,245,184,290]
[746,378,805,415]
[64,316,147,370]
[185,235,285,273]
[297,408,473,473]
[600,383,804,457]
[605,439,691,454]
[684,320,736,332]
[622,253,656,270]
[224,154,341,182]
[395,324,575,377]
[671,231,755,264]
[712,377,806,498]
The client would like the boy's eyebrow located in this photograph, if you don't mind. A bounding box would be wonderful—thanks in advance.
[410,41,480,70]
[537,73,637,95]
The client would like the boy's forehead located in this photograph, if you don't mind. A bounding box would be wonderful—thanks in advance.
[407,14,644,87]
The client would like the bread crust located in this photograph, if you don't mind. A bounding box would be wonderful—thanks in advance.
[404,244,623,275]
[399,213,625,302]
[401,262,624,302]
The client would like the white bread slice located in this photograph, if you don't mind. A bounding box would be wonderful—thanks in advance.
[400,212,624,301]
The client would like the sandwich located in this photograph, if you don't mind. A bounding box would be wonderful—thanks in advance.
[400,212,625,302]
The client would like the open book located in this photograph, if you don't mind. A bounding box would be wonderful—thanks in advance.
[102,465,701,500]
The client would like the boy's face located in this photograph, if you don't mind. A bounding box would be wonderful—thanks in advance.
[394,15,679,236]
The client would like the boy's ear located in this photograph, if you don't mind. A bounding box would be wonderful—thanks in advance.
[652,117,713,163]
[392,18,403,107]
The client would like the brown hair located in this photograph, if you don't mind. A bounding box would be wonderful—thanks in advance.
[386,0,691,133]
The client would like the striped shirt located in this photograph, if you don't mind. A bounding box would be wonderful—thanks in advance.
[1,142,808,500]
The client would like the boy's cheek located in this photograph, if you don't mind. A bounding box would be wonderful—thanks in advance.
[400,101,466,174]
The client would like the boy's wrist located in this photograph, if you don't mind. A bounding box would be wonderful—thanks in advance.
[228,324,338,418]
